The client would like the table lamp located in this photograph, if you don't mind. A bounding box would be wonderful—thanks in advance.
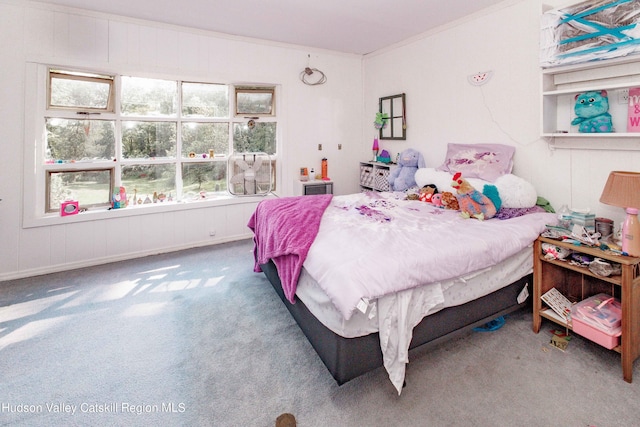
[599,171,640,257]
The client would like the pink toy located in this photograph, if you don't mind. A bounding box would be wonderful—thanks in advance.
[431,193,443,208]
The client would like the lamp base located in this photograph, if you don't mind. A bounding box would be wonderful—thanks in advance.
[622,208,640,257]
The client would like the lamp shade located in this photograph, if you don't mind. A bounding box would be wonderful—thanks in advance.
[372,138,379,151]
[599,171,640,209]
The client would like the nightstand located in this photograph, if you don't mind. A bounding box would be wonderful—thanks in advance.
[532,236,640,382]
[295,180,333,196]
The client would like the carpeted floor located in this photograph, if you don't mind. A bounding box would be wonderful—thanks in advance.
[1,239,639,426]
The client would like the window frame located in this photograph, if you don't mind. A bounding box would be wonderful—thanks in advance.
[234,86,276,116]
[48,69,116,113]
[45,167,115,213]
[24,63,280,227]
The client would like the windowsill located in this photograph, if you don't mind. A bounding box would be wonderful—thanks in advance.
[23,192,279,229]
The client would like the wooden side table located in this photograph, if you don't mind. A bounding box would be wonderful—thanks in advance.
[532,236,640,382]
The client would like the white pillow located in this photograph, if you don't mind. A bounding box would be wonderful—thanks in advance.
[414,168,537,209]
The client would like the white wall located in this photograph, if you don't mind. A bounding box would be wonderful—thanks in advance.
[3,0,639,281]
[362,0,640,231]
[0,0,363,281]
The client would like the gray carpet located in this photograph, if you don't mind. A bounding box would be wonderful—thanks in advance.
[1,239,639,426]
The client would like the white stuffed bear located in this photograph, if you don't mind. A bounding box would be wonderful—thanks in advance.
[388,148,426,192]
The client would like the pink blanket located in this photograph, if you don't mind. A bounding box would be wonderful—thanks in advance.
[248,194,333,304]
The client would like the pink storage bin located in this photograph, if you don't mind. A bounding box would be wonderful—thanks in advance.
[571,293,622,350]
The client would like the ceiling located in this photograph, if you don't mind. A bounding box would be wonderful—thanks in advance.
[34,0,507,55]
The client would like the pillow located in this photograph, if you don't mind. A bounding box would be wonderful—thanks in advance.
[436,143,515,182]
[414,168,537,209]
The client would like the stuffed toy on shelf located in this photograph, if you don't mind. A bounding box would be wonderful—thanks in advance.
[571,90,613,133]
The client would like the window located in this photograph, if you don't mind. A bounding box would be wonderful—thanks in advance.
[40,67,278,215]
[48,69,115,112]
[46,169,113,212]
[235,87,275,116]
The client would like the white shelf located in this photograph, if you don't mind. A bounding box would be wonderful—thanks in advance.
[543,80,640,96]
[541,55,640,149]
[359,161,393,192]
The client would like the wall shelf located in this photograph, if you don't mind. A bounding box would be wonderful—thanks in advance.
[541,55,640,149]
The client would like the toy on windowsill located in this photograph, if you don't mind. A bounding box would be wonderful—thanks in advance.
[112,186,128,209]
[571,90,613,133]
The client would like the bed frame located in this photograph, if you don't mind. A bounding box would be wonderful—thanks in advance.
[261,260,532,385]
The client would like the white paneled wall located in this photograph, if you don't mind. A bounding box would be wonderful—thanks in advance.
[363,0,640,228]
[7,0,637,282]
[0,1,363,281]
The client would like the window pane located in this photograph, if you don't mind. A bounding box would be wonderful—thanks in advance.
[182,82,229,118]
[46,118,115,162]
[121,164,176,204]
[182,162,227,195]
[181,122,229,158]
[233,122,276,155]
[48,170,112,212]
[236,89,274,115]
[121,76,177,116]
[49,71,113,111]
[122,121,177,159]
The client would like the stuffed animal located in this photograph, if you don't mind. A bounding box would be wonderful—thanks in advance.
[571,90,613,133]
[377,149,391,163]
[418,184,438,202]
[451,172,501,220]
[440,191,460,210]
[388,148,426,192]
[431,193,443,208]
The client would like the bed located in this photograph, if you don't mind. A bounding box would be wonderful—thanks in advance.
[249,147,558,394]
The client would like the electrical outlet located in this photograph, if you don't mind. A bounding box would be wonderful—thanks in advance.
[209,230,216,237]
[618,88,629,104]
[467,70,493,86]
[318,143,322,150]
[338,144,342,150]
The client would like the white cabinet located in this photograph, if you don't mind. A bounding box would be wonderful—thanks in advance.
[542,55,640,150]
[359,161,394,192]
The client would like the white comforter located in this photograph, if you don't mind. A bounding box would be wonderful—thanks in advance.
[303,192,557,393]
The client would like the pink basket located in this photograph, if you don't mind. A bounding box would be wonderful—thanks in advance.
[571,294,622,350]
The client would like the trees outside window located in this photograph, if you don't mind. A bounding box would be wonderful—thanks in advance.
[42,67,277,213]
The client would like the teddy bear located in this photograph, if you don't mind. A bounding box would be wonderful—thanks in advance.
[388,148,426,192]
[571,90,613,133]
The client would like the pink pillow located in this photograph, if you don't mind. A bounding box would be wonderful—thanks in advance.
[437,143,515,182]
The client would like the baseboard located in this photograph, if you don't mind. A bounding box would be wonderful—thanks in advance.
[0,234,251,283]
